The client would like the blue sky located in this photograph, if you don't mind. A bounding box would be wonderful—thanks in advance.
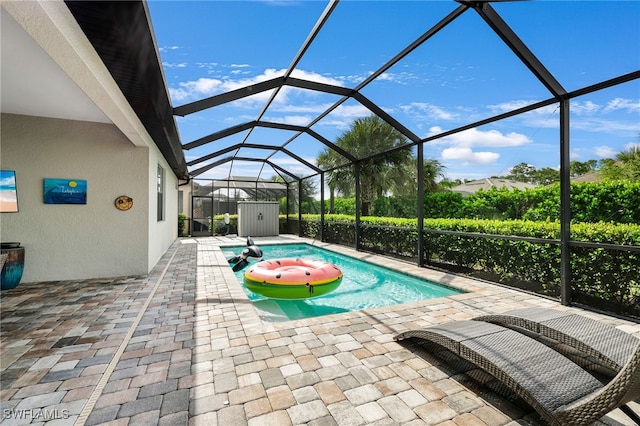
[148,1,640,182]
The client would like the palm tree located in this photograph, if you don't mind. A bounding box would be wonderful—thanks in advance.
[316,150,352,213]
[392,158,445,196]
[615,146,640,180]
[318,115,412,216]
[599,145,640,181]
[271,175,318,213]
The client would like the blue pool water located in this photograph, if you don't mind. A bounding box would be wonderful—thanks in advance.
[223,243,463,322]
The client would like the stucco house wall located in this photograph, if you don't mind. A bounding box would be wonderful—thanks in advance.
[1,113,177,282]
[147,142,179,271]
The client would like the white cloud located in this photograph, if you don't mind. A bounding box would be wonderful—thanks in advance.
[169,77,224,102]
[168,68,345,107]
[376,72,395,81]
[624,142,640,150]
[311,104,373,132]
[594,145,618,158]
[268,115,314,126]
[571,116,640,133]
[488,97,640,117]
[571,100,600,114]
[441,147,500,165]
[487,99,541,113]
[196,62,218,69]
[488,100,561,119]
[159,45,180,52]
[271,103,334,114]
[596,143,640,161]
[163,62,187,68]
[333,104,371,119]
[342,73,366,84]
[272,156,317,166]
[289,69,344,87]
[225,114,255,124]
[427,126,531,148]
[400,102,457,120]
[605,97,640,112]
[374,72,416,84]
[336,69,418,86]
[427,126,529,166]
[169,88,188,102]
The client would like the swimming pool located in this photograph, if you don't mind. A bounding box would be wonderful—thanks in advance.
[222,243,463,322]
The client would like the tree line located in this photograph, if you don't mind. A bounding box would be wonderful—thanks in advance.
[500,149,640,185]
[308,115,639,214]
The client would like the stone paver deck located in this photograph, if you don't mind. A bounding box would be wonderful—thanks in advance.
[1,236,639,425]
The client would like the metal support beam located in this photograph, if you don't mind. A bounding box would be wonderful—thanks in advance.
[189,156,234,177]
[567,70,640,99]
[184,120,356,163]
[188,143,322,173]
[320,173,325,242]
[417,144,425,267]
[233,0,340,179]
[262,3,467,173]
[473,2,566,98]
[355,162,361,251]
[285,77,353,97]
[559,100,572,305]
[262,160,300,181]
[298,180,303,238]
[285,181,290,234]
[190,156,299,180]
[226,180,230,218]
[255,120,356,161]
[355,4,469,91]
[183,121,256,150]
[353,93,421,143]
[187,144,243,166]
[173,77,285,116]
[306,129,356,162]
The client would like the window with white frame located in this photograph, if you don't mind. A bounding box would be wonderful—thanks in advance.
[157,164,165,221]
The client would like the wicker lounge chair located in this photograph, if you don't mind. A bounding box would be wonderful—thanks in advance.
[395,320,640,426]
[474,307,639,376]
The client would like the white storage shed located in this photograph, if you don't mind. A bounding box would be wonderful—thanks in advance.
[237,201,280,237]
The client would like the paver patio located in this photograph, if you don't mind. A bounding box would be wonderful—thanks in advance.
[1,236,638,425]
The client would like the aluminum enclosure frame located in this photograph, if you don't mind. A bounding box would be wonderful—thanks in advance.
[172,0,640,307]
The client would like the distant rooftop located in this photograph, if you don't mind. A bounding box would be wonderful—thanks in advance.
[193,176,287,200]
[572,171,601,183]
[451,178,537,196]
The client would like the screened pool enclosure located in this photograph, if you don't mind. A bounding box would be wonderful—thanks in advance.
[148,1,639,317]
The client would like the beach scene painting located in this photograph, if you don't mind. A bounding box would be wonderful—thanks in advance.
[44,178,87,204]
[0,170,19,212]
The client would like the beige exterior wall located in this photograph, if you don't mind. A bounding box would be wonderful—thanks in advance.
[0,113,177,282]
[147,144,179,271]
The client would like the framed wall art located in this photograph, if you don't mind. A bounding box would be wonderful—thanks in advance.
[0,170,19,212]
[44,178,87,204]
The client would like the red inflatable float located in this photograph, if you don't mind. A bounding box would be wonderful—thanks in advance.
[244,258,343,299]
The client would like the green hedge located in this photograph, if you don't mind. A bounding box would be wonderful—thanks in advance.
[211,214,237,235]
[296,214,640,318]
[178,213,188,237]
[366,182,640,223]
